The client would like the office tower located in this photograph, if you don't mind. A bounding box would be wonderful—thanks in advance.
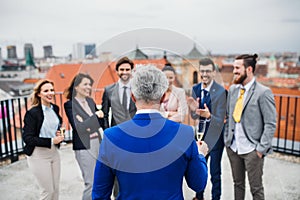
[43,45,53,58]
[72,43,85,59]
[85,44,96,57]
[7,45,17,59]
[24,43,35,67]
[24,43,34,59]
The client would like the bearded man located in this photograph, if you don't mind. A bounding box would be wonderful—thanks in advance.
[224,54,276,200]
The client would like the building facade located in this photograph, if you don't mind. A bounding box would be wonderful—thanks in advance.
[24,43,34,59]
[7,45,17,59]
[43,45,53,58]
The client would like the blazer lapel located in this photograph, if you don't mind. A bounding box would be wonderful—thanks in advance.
[210,82,217,99]
[36,105,44,131]
[87,98,96,113]
[243,81,256,111]
[74,98,90,118]
[111,83,121,107]
[231,87,240,112]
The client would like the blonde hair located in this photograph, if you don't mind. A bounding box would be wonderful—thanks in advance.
[30,79,54,106]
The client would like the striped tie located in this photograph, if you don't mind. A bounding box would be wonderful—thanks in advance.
[233,88,245,123]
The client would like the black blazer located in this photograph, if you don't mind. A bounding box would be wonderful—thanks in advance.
[22,104,62,156]
[64,97,103,150]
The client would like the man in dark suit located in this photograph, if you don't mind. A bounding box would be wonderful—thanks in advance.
[101,57,137,198]
[93,65,208,200]
[187,58,227,200]
[101,57,137,130]
[224,54,276,200]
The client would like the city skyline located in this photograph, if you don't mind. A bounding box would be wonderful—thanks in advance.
[1,0,300,58]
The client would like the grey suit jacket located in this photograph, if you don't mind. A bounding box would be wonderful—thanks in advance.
[224,80,277,155]
[101,82,137,130]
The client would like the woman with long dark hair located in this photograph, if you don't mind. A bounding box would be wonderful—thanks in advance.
[64,73,103,200]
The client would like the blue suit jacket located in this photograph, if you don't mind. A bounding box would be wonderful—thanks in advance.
[191,81,227,150]
[92,112,208,200]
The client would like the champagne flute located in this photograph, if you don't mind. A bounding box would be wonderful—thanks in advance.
[196,119,206,141]
[59,123,66,137]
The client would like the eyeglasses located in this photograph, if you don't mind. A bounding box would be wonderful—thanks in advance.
[118,68,131,72]
[199,70,212,74]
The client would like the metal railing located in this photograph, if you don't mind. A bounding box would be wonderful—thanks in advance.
[1,92,299,164]
[273,94,300,155]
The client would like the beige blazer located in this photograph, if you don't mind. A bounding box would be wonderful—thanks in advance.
[161,85,188,123]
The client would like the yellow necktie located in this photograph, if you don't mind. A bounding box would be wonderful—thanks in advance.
[233,88,245,123]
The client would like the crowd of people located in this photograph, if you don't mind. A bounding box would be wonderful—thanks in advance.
[22,54,276,200]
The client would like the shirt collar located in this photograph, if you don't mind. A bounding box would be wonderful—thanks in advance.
[236,77,255,91]
[42,104,53,111]
[201,80,214,92]
[118,79,131,89]
[136,109,161,114]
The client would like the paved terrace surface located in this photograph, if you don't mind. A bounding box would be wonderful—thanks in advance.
[0,143,299,200]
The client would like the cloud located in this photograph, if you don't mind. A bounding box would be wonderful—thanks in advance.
[282,18,300,23]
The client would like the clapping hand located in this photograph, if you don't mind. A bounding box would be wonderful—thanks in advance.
[187,97,199,112]
[187,97,211,119]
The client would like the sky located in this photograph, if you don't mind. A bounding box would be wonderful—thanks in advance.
[0,0,299,58]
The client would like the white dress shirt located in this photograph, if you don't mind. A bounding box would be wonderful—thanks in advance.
[39,105,59,139]
[118,80,131,110]
[201,80,213,98]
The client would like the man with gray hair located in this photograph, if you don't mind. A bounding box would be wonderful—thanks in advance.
[93,65,209,200]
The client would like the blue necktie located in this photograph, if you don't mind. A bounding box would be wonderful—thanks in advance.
[197,89,211,140]
[200,89,211,109]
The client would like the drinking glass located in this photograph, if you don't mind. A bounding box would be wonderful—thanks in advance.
[196,119,206,141]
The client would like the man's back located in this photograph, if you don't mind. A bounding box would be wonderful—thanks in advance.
[93,113,207,200]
